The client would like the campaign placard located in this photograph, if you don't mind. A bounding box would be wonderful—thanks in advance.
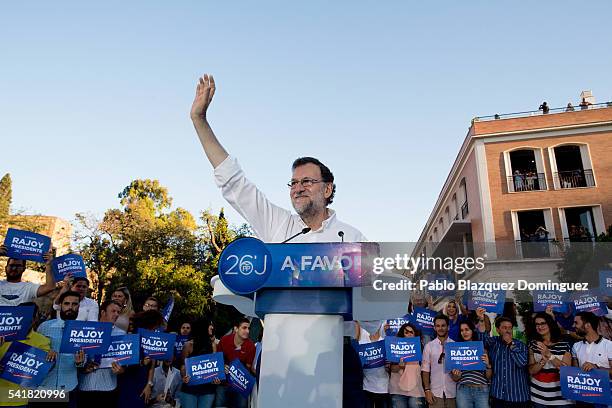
[444,341,486,371]
[227,359,256,398]
[354,340,386,369]
[467,290,505,314]
[162,295,174,322]
[3,228,51,263]
[560,366,612,405]
[174,335,190,358]
[185,352,226,385]
[599,270,612,296]
[385,315,412,336]
[0,341,53,387]
[411,307,436,335]
[98,334,140,368]
[139,329,176,360]
[384,337,422,363]
[532,290,568,313]
[60,320,113,356]
[572,292,607,316]
[51,254,87,282]
[0,305,34,341]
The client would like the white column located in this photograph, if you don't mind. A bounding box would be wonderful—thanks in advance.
[257,314,343,408]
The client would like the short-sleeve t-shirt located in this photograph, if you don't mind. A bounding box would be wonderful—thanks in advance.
[217,333,256,368]
[358,327,389,394]
[0,281,40,306]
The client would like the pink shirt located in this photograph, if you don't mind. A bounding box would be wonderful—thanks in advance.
[421,337,456,398]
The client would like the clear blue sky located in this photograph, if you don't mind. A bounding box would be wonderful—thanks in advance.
[2,1,611,241]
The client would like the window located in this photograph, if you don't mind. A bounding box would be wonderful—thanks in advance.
[512,209,556,258]
[549,144,595,189]
[459,179,468,219]
[505,149,547,192]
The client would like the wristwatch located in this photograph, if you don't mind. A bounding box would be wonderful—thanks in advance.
[147,381,154,387]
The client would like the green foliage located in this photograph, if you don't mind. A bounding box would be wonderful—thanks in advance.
[556,226,612,286]
[75,179,253,327]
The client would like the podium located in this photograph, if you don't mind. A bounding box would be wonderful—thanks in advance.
[211,238,410,408]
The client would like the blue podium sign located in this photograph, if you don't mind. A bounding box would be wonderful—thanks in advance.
[3,228,51,263]
[218,237,273,294]
[52,254,87,282]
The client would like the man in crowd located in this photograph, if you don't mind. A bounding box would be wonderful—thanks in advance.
[34,291,85,408]
[53,277,98,321]
[0,302,51,407]
[142,296,160,312]
[150,357,181,408]
[571,311,612,408]
[216,317,256,408]
[422,314,456,408]
[0,245,56,305]
[78,300,126,406]
[482,316,530,408]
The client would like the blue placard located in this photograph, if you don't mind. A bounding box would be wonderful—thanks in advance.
[3,228,51,263]
[354,340,386,369]
[572,292,607,316]
[51,254,87,282]
[411,307,436,336]
[444,341,486,371]
[560,366,612,405]
[384,337,422,363]
[60,320,113,356]
[99,334,140,368]
[0,341,53,387]
[385,315,412,336]
[227,359,256,398]
[599,270,612,296]
[162,296,174,322]
[467,290,505,314]
[174,335,189,358]
[0,305,34,341]
[185,352,226,385]
[532,291,568,313]
[218,237,273,294]
[139,329,176,360]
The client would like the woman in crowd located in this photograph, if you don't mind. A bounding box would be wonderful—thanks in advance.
[117,309,164,408]
[528,312,573,407]
[179,318,219,408]
[111,286,134,332]
[450,319,492,408]
[388,322,426,408]
[355,321,390,408]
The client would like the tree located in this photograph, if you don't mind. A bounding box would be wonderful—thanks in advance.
[556,226,612,286]
[0,173,11,223]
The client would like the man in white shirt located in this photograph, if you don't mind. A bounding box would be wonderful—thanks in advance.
[0,245,57,306]
[190,74,366,408]
[52,277,99,321]
[422,314,456,408]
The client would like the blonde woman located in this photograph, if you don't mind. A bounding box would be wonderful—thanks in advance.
[111,286,134,332]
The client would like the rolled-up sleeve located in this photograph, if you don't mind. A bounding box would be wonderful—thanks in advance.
[214,156,291,241]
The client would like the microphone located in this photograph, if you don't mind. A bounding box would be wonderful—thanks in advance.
[282,227,311,243]
[338,231,345,243]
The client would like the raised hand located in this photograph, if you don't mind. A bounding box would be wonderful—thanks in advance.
[191,74,216,122]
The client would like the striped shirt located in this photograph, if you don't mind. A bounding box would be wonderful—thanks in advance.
[484,335,530,402]
[528,340,572,405]
[459,369,488,385]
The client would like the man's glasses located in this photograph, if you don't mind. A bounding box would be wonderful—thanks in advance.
[438,352,445,364]
[287,178,324,189]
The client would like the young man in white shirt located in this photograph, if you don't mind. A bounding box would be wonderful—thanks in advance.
[53,277,99,321]
[0,245,56,306]
[422,314,456,408]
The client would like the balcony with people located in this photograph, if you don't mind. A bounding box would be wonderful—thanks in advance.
[514,209,559,259]
[505,149,547,192]
[551,144,595,189]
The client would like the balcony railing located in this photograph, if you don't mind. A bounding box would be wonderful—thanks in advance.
[473,102,612,122]
[461,202,469,219]
[553,169,595,189]
[508,172,547,192]
[515,239,561,259]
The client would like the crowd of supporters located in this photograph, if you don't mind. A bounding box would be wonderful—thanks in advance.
[0,246,611,408]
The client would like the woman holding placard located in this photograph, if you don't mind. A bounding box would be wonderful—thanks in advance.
[388,322,426,408]
[527,312,573,407]
[450,319,492,408]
